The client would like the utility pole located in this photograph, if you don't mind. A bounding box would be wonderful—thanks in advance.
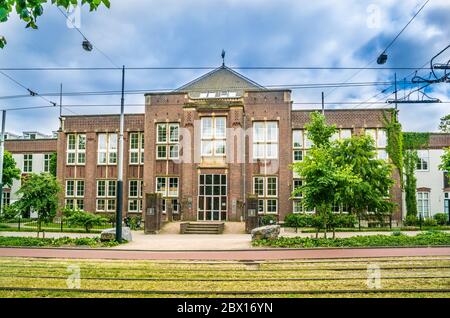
[116,66,125,243]
[321,92,325,115]
[0,111,6,215]
[59,84,63,130]
[394,73,398,110]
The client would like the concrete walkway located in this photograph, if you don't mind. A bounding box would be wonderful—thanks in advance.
[1,228,449,250]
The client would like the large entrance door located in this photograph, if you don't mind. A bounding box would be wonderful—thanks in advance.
[198,174,227,221]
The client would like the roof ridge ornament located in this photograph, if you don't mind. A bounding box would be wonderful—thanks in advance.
[221,49,226,67]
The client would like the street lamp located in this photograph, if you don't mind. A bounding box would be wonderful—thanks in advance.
[377,52,388,65]
[82,39,93,52]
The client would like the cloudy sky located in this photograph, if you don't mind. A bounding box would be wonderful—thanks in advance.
[0,0,449,135]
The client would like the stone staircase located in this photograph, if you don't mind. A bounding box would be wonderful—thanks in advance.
[180,222,225,234]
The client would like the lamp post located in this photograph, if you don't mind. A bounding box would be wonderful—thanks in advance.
[116,66,125,243]
[0,111,6,215]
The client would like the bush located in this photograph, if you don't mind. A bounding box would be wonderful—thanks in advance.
[253,231,450,248]
[0,203,21,222]
[284,214,312,228]
[260,215,277,226]
[67,211,108,233]
[404,214,418,226]
[334,214,357,228]
[124,215,142,230]
[0,236,120,247]
[423,218,437,227]
[434,213,448,226]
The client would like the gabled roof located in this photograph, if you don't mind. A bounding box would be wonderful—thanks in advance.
[176,65,265,92]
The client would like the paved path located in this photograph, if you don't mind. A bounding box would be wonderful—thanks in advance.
[0,247,449,260]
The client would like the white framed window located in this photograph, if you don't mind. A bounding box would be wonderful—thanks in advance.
[253,176,278,214]
[156,123,180,160]
[129,132,145,165]
[23,154,33,173]
[65,180,84,210]
[97,133,117,165]
[67,134,86,165]
[156,177,179,197]
[96,180,117,212]
[201,117,227,157]
[128,180,143,213]
[253,121,279,160]
[43,154,51,173]
[365,128,388,161]
[416,150,429,171]
[417,192,430,219]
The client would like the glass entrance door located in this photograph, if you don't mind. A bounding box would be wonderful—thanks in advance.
[198,174,227,221]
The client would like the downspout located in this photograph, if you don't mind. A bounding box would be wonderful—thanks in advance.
[242,111,246,221]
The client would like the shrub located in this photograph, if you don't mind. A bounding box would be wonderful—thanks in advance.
[125,216,142,230]
[67,211,108,233]
[334,214,357,228]
[0,203,21,222]
[433,213,448,226]
[423,218,437,227]
[252,231,450,248]
[392,230,403,236]
[260,215,277,226]
[284,214,312,228]
[404,214,418,226]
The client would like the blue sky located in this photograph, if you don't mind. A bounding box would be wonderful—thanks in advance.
[0,0,449,135]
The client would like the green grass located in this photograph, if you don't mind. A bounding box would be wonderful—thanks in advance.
[0,236,121,248]
[0,256,448,298]
[253,231,450,248]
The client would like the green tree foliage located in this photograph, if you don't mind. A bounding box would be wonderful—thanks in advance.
[2,150,20,187]
[15,173,61,232]
[439,147,450,172]
[292,112,395,238]
[439,114,450,133]
[403,132,430,218]
[0,0,111,48]
[66,210,107,233]
[332,135,394,220]
[49,152,57,177]
[292,112,361,238]
[383,110,403,185]
[404,150,418,217]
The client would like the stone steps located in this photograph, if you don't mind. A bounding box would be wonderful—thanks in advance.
[180,222,225,234]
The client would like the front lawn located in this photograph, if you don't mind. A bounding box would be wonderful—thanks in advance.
[253,231,450,248]
[0,236,121,248]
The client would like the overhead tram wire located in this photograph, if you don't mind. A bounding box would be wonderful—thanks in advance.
[324,0,431,100]
[0,70,79,115]
[0,80,405,101]
[57,7,119,68]
[0,66,431,72]
[351,59,433,109]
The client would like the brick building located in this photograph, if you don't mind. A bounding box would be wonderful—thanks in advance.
[53,66,402,222]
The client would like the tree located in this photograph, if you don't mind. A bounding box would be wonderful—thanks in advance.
[439,114,450,133]
[292,112,361,238]
[2,151,21,187]
[0,0,111,48]
[67,210,107,233]
[332,135,395,222]
[15,173,61,233]
[439,147,450,172]
[49,152,57,177]
[404,150,419,217]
